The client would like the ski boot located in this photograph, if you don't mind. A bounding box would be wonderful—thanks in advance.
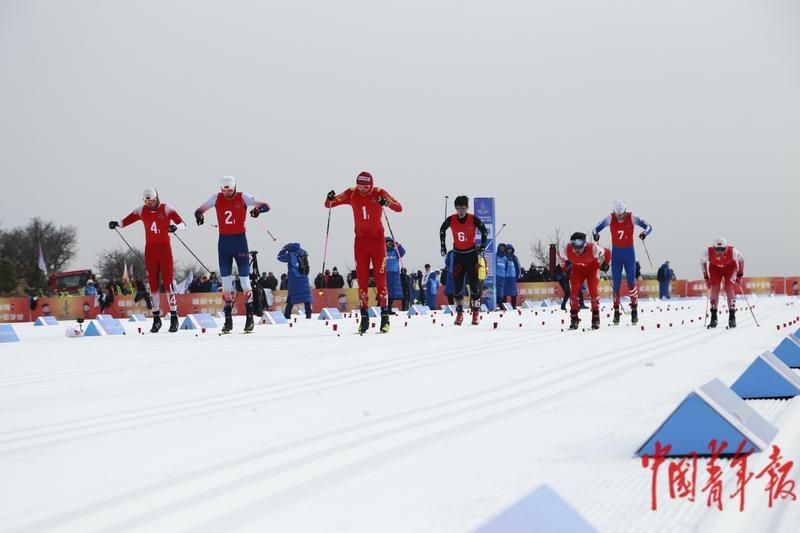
[569,313,580,330]
[471,306,480,326]
[168,311,179,333]
[221,306,233,334]
[454,305,464,326]
[150,311,162,333]
[728,309,736,329]
[630,306,639,325]
[358,308,370,335]
[708,308,718,329]
[380,307,390,333]
[612,309,620,325]
[591,310,600,330]
[244,312,255,333]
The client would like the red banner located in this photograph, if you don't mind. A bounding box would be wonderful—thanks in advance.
[1,277,798,323]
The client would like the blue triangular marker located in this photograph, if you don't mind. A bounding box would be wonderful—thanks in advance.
[473,484,597,533]
[731,352,800,399]
[773,335,800,368]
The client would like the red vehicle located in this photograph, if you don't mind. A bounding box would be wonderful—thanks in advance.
[49,269,93,295]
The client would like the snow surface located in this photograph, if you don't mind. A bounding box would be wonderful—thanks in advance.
[2,297,800,533]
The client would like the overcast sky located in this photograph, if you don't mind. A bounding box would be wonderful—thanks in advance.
[1,0,798,280]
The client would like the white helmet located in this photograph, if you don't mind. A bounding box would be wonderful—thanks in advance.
[612,200,627,214]
[142,187,159,202]
[713,237,728,249]
[220,176,236,193]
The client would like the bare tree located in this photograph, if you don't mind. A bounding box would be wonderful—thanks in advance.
[529,227,565,266]
[95,247,145,283]
[0,218,78,291]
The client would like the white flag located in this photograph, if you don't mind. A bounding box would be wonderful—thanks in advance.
[122,260,130,283]
[37,243,47,275]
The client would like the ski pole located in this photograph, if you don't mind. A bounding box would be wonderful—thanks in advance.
[382,207,405,270]
[443,195,449,219]
[170,232,213,274]
[704,287,710,328]
[602,271,626,315]
[113,228,147,271]
[321,206,333,278]
[737,281,760,327]
[257,219,278,242]
[641,238,654,269]
[483,223,507,250]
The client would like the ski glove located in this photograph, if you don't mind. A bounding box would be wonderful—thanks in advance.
[168,224,178,233]
[440,244,447,257]
[592,233,600,243]
[478,244,486,256]
[195,211,204,226]
[377,196,388,207]
[326,190,336,201]
[704,275,711,289]
[639,232,647,240]
[108,221,119,230]
[249,207,261,218]
[600,262,610,273]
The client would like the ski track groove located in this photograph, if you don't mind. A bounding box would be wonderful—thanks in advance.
[6,301,768,533]
[0,328,565,454]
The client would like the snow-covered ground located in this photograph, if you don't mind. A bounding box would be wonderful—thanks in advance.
[2,296,800,533]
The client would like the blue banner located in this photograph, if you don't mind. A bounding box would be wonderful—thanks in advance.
[474,197,497,310]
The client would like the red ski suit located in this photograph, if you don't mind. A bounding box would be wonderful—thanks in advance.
[120,204,184,292]
[325,187,402,308]
[561,243,607,313]
[701,246,744,309]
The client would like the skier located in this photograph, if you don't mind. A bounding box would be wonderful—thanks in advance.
[277,242,313,319]
[385,236,406,311]
[592,200,652,325]
[109,188,185,333]
[439,195,488,325]
[701,237,744,328]
[560,232,609,330]
[325,171,402,334]
[194,176,271,333]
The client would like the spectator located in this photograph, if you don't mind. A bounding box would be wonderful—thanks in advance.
[503,244,521,308]
[279,273,288,290]
[134,277,152,309]
[329,267,345,289]
[495,244,507,305]
[277,243,313,319]
[385,237,406,311]
[263,272,278,291]
[657,260,676,299]
[98,283,115,314]
[635,260,642,280]
[84,280,97,296]
[314,272,325,289]
[426,269,441,310]
[209,272,219,292]
[346,271,356,288]
[400,267,411,310]
[420,264,432,306]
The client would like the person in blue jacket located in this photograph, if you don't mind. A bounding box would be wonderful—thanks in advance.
[443,250,456,305]
[495,243,507,308]
[504,244,521,308]
[425,270,441,310]
[277,242,312,319]
[385,236,406,311]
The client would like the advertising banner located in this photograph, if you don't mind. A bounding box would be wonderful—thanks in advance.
[473,197,497,310]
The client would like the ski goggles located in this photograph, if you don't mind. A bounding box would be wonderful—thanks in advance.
[571,239,586,250]
[713,246,726,253]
